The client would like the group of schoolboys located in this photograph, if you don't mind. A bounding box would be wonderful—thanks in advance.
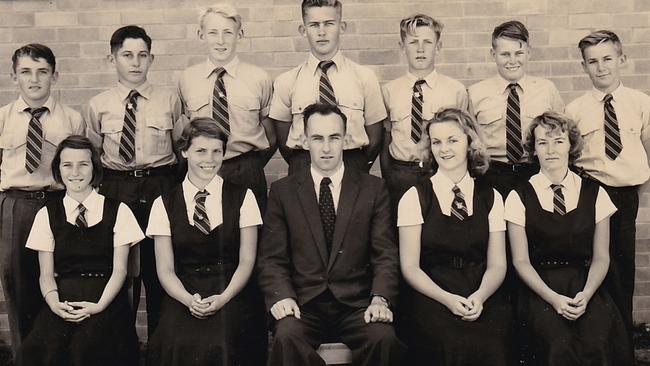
[0,0,648,363]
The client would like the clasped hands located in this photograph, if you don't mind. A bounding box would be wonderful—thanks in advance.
[443,292,484,321]
[49,300,104,323]
[551,291,590,321]
[187,293,226,319]
[270,296,393,323]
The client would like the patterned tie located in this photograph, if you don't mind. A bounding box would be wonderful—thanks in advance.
[318,177,336,253]
[119,90,140,163]
[603,94,622,160]
[551,184,566,215]
[411,79,426,143]
[193,190,211,235]
[318,60,336,105]
[24,107,48,174]
[505,83,523,164]
[450,185,469,221]
[76,204,88,228]
[212,67,230,134]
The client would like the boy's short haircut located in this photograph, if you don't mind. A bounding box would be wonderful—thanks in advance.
[491,20,529,48]
[199,3,242,31]
[11,43,56,73]
[301,0,342,20]
[578,30,623,59]
[303,102,348,134]
[110,25,152,54]
[399,14,443,42]
[523,111,583,165]
[177,117,229,153]
[52,135,104,188]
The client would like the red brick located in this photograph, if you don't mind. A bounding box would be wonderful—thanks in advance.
[57,27,101,42]
[78,11,121,26]
[121,10,165,24]
[463,2,505,16]
[35,11,78,27]
[358,50,400,65]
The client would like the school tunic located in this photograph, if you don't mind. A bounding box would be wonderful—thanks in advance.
[146,180,267,366]
[19,195,140,366]
[397,175,512,366]
[506,176,630,365]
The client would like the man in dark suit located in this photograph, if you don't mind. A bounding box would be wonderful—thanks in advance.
[258,103,404,366]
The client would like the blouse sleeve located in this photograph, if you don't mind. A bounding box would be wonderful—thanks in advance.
[145,196,171,237]
[488,189,506,232]
[114,203,145,247]
[594,186,618,223]
[397,187,423,227]
[25,206,55,252]
[504,190,526,227]
[239,189,263,228]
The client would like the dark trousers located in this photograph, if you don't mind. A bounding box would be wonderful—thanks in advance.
[380,153,434,215]
[0,190,63,356]
[219,150,268,212]
[269,291,404,366]
[286,149,369,176]
[99,170,177,337]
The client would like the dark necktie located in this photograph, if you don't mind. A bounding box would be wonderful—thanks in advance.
[318,60,336,105]
[506,83,523,163]
[212,67,230,134]
[24,106,48,174]
[603,94,622,160]
[551,184,566,215]
[193,190,211,235]
[450,185,469,221]
[119,90,139,163]
[318,177,336,253]
[411,79,426,143]
[76,204,88,228]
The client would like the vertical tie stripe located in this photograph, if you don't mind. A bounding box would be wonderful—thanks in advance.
[212,67,230,134]
[318,61,336,105]
[24,107,48,174]
[76,204,88,228]
[318,177,336,254]
[551,184,566,215]
[119,90,140,163]
[603,94,622,160]
[411,80,426,143]
[450,185,469,221]
[506,83,523,163]
[193,190,211,235]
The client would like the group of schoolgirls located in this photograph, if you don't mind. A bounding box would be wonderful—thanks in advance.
[0,0,648,365]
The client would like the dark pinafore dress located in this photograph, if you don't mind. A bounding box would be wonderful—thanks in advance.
[146,182,267,366]
[517,179,631,366]
[398,179,513,366]
[18,197,138,366]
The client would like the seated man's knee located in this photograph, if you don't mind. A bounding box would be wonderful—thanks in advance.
[273,317,307,345]
[364,323,400,346]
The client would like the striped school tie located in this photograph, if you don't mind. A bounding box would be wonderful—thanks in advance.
[411,79,426,143]
[212,67,230,134]
[76,204,88,228]
[193,190,211,235]
[603,94,622,160]
[450,185,469,221]
[24,106,48,174]
[119,90,140,163]
[505,83,523,163]
[318,60,336,105]
[551,184,566,215]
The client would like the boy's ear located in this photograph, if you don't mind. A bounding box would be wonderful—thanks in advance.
[181,149,188,159]
[197,28,204,41]
[301,133,309,149]
[107,53,116,66]
[339,21,347,34]
[489,47,496,61]
[298,24,306,37]
[10,70,17,85]
[51,70,59,85]
[619,53,628,66]
[343,132,352,147]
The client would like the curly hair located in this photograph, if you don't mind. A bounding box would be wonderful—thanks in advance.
[522,111,583,165]
[426,107,490,177]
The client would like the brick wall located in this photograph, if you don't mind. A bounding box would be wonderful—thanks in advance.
[2,0,650,342]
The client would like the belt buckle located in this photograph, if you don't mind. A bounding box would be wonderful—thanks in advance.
[133,169,145,178]
[32,191,46,199]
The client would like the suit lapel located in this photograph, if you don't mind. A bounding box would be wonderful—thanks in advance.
[296,171,329,266]
[327,168,360,272]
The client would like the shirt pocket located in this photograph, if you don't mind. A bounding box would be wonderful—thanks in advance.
[389,103,410,123]
[475,105,503,141]
[0,132,25,169]
[185,96,210,119]
[100,119,124,157]
[145,111,173,155]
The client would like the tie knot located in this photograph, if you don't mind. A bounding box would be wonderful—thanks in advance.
[26,106,48,118]
[551,184,563,193]
[321,177,332,187]
[214,67,226,79]
[452,185,461,195]
[413,79,426,92]
[319,60,334,73]
[128,90,139,100]
[78,204,86,214]
[195,190,209,201]
[604,93,613,103]
[508,83,519,92]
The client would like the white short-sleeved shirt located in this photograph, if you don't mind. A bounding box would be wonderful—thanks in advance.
[146,175,262,237]
[397,172,506,232]
[504,171,617,227]
[26,190,145,252]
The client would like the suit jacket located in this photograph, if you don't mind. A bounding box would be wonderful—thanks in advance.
[257,167,399,311]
